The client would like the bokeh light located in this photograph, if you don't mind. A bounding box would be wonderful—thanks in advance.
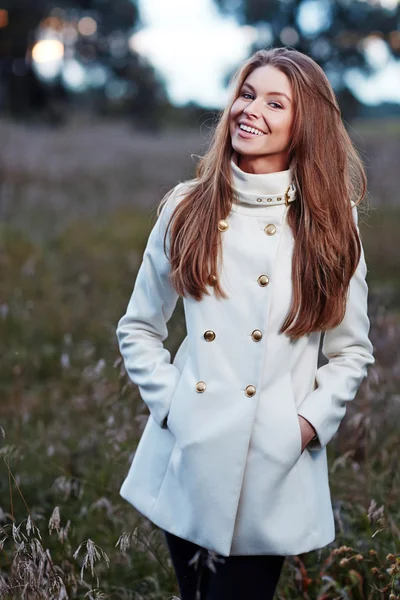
[62,23,79,46]
[61,59,87,91]
[0,8,8,28]
[32,39,65,63]
[78,17,97,36]
[31,39,65,80]
[362,35,391,69]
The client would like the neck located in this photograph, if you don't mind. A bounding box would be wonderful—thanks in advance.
[234,152,289,175]
[230,153,296,208]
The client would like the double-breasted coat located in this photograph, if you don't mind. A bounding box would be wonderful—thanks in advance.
[116,157,375,557]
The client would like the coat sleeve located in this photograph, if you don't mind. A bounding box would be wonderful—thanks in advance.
[296,203,375,452]
[116,183,186,429]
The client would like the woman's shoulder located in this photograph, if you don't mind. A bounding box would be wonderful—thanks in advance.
[349,199,359,227]
[172,178,198,202]
[157,178,198,217]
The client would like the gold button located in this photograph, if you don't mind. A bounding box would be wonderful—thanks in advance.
[208,274,217,286]
[257,198,263,203]
[245,385,256,397]
[267,198,272,202]
[196,381,206,393]
[264,223,276,236]
[251,329,262,341]
[257,274,269,286]
[204,330,216,342]
[218,219,229,232]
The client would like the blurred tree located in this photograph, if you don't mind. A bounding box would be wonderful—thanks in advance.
[214,0,400,119]
[0,0,168,128]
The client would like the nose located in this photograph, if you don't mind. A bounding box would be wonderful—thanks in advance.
[242,97,263,118]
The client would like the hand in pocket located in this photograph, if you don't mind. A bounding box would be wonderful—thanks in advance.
[298,415,317,453]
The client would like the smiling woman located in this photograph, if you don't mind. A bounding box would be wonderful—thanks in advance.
[116,47,375,600]
[230,65,294,173]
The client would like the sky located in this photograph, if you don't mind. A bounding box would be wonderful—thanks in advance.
[131,0,256,108]
[130,0,400,109]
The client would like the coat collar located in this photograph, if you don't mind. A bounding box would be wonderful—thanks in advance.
[230,152,296,208]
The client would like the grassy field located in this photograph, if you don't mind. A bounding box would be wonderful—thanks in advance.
[0,116,399,599]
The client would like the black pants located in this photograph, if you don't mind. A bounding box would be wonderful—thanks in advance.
[164,530,286,600]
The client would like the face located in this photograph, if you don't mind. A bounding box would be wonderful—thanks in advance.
[229,64,294,174]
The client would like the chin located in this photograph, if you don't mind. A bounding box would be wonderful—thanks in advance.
[232,145,267,158]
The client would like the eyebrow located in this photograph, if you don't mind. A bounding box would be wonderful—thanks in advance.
[241,82,292,103]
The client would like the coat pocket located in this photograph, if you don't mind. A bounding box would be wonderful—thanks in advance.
[288,370,303,459]
[259,372,304,470]
[165,356,190,435]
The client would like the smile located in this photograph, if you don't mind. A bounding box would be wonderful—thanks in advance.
[238,124,266,136]
[239,123,265,135]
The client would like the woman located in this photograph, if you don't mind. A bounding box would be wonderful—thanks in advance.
[116,47,375,599]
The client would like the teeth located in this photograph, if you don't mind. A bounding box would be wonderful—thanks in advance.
[239,124,265,136]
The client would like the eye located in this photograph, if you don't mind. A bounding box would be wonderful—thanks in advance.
[240,93,283,109]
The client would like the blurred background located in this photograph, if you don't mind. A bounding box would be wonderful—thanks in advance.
[0,1,399,598]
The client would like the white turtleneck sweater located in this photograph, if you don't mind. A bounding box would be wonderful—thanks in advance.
[229,153,296,215]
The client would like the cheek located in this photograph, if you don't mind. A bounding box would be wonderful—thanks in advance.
[229,113,237,133]
[230,102,241,119]
[275,115,293,138]
[230,104,244,132]
[283,111,294,135]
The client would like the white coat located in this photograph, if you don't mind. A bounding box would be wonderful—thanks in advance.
[116,157,375,557]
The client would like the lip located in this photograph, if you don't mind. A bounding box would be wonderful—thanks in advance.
[236,124,266,139]
[238,121,266,133]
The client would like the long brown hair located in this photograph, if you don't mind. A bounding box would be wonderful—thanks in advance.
[158,47,368,341]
